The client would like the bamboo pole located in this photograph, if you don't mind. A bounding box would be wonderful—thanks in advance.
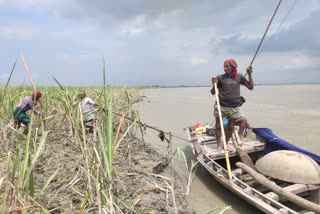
[249,0,283,67]
[245,0,283,77]
[21,53,46,129]
[214,83,232,180]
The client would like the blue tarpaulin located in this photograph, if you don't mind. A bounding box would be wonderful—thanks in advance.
[253,128,320,164]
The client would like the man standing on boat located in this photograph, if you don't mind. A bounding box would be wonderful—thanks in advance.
[211,59,254,150]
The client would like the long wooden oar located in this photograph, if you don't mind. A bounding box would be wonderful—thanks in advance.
[233,130,256,170]
[236,162,320,213]
[214,83,232,180]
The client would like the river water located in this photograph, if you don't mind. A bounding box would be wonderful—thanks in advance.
[137,84,320,214]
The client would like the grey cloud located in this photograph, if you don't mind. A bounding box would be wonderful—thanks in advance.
[60,0,194,26]
[265,10,320,55]
[2,0,319,86]
[215,9,320,56]
[59,0,278,30]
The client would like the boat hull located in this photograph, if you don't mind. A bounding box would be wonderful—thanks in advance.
[186,126,320,214]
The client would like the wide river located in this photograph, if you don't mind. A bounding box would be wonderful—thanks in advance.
[137,84,320,214]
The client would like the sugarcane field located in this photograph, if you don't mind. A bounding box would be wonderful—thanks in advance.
[0,85,193,213]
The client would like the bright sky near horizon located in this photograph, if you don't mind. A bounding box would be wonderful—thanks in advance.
[1,0,320,87]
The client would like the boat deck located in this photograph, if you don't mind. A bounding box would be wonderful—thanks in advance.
[192,129,266,160]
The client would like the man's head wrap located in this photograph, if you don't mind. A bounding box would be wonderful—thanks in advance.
[224,59,238,77]
[31,91,42,98]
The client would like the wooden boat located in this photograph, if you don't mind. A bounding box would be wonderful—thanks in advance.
[185,126,320,214]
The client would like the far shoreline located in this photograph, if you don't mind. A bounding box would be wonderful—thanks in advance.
[142,82,320,89]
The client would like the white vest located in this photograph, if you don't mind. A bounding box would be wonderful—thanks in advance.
[81,97,95,113]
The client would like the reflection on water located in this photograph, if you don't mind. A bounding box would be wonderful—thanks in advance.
[137,84,320,213]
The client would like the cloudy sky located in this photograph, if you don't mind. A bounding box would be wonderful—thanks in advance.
[1,0,320,86]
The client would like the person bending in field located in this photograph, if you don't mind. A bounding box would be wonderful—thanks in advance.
[211,59,254,151]
[13,91,42,135]
[77,91,99,133]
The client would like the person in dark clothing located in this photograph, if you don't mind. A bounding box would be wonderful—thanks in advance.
[211,59,253,150]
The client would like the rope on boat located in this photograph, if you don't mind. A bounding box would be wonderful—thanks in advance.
[109,110,190,143]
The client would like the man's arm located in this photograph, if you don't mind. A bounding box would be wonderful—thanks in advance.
[210,76,218,95]
[87,98,99,108]
[33,108,41,115]
[210,86,216,95]
[30,101,41,115]
[244,66,254,90]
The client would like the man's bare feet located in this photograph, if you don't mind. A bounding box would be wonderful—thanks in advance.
[240,137,250,143]
[217,144,234,152]
[216,144,223,152]
[227,145,235,152]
